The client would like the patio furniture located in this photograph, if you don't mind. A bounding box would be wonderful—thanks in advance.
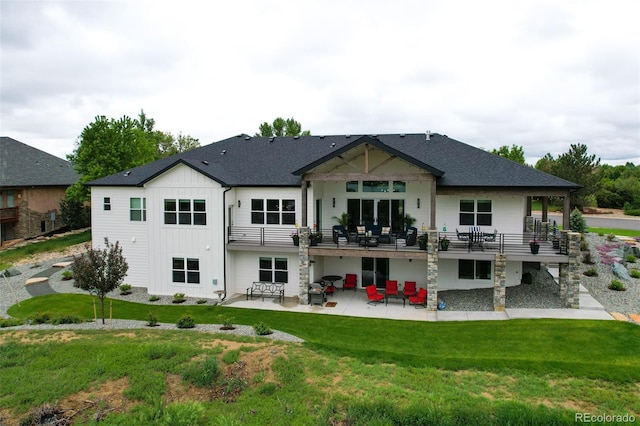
[483,229,497,242]
[332,225,350,244]
[378,226,392,244]
[322,275,342,295]
[246,282,285,302]
[308,282,326,305]
[384,280,405,306]
[402,281,417,297]
[359,236,378,247]
[408,288,428,308]
[366,285,385,305]
[397,227,417,247]
[343,273,357,291]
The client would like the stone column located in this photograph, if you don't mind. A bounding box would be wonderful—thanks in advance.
[493,254,507,311]
[298,227,311,305]
[426,230,438,311]
[563,231,581,308]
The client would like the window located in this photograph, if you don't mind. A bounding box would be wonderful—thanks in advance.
[251,199,295,225]
[392,181,406,192]
[172,257,200,284]
[259,257,288,283]
[363,181,389,192]
[130,198,146,221]
[458,260,491,280]
[164,199,206,225]
[103,197,111,211]
[459,200,492,226]
[346,181,359,192]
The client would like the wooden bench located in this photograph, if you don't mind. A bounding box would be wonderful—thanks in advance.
[246,282,285,302]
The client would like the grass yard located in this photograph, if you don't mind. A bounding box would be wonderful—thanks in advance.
[3,294,640,424]
[0,230,91,268]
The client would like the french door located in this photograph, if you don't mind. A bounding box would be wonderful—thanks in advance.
[347,199,404,233]
[362,258,389,289]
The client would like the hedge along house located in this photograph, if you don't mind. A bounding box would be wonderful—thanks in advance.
[88,133,582,311]
[0,137,79,244]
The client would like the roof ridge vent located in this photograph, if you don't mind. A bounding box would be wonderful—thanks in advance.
[330,142,336,147]
[221,150,226,155]
[294,135,299,139]
[269,137,274,142]
[201,160,209,165]
[426,130,431,141]
[244,136,251,140]
[319,135,325,139]
[345,134,350,138]
[124,171,131,176]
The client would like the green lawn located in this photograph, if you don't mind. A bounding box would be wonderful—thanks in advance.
[0,230,91,268]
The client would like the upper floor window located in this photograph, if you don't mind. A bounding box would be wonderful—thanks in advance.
[164,199,206,225]
[363,181,389,192]
[259,257,288,283]
[251,199,295,225]
[459,200,492,226]
[346,181,358,192]
[103,197,111,211]
[130,198,146,221]
[392,181,406,192]
[172,257,200,284]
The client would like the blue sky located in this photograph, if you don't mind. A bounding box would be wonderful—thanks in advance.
[1,0,638,166]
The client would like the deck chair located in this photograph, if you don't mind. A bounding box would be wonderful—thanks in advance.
[343,273,357,291]
[483,229,497,242]
[408,288,428,309]
[366,285,385,305]
[385,280,398,296]
[403,281,417,297]
[456,228,469,241]
[356,225,366,243]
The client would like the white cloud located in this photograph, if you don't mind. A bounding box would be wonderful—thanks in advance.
[1,0,638,166]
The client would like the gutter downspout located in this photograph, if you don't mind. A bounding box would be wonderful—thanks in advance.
[221,186,232,302]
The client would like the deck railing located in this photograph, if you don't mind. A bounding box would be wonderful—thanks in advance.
[0,207,19,223]
[227,226,567,256]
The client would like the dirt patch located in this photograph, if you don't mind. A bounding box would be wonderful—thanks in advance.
[0,330,82,345]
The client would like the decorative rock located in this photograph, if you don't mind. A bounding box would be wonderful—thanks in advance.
[25,277,49,285]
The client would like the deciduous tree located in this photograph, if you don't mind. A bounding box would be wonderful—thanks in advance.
[255,117,311,137]
[491,144,525,164]
[72,238,128,324]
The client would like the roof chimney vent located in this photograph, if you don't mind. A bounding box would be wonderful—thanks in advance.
[345,134,350,138]
[221,150,226,155]
[330,143,336,147]
[244,136,251,140]
[201,160,209,165]
[269,137,274,142]
[124,171,131,176]
[426,131,432,141]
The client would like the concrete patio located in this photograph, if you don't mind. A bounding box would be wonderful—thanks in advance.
[221,284,614,322]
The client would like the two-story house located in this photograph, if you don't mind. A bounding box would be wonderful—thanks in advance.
[0,137,79,244]
[88,133,582,311]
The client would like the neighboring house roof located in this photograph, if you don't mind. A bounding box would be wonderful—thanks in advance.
[87,133,580,190]
[0,137,79,187]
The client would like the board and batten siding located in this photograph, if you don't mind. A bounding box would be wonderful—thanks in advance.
[90,187,150,287]
[142,164,226,298]
[229,251,300,298]
[234,187,301,228]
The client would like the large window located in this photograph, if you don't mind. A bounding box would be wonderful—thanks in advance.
[259,257,288,283]
[458,260,492,280]
[164,199,206,225]
[251,199,295,225]
[172,257,200,284]
[459,200,492,226]
[362,181,389,193]
[130,198,146,221]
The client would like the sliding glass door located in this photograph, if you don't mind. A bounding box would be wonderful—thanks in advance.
[347,199,405,233]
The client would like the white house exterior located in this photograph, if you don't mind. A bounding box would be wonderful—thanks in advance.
[89,133,583,310]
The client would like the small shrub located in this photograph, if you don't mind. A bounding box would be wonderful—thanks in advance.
[29,311,51,324]
[148,295,161,302]
[583,268,598,277]
[183,356,220,387]
[582,251,594,264]
[608,279,626,291]
[119,283,132,295]
[219,315,236,330]
[606,233,616,242]
[580,240,589,252]
[196,298,207,304]
[147,312,159,327]
[253,321,272,336]
[569,208,588,233]
[626,254,637,263]
[61,270,73,280]
[0,317,24,328]
[173,293,186,304]
[51,314,83,325]
[630,269,640,279]
[597,232,604,237]
[176,315,195,329]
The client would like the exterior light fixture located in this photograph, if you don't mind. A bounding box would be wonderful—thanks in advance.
[237,200,241,208]
[417,198,420,208]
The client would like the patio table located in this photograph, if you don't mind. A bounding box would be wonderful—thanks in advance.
[459,232,485,252]
[321,275,342,295]
[384,293,406,307]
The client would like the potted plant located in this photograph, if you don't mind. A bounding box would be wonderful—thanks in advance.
[310,232,322,246]
[291,232,299,246]
[529,239,540,254]
[418,234,428,250]
[332,212,350,228]
[440,236,450,251]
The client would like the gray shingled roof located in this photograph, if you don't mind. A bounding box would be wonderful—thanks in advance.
[0,137,78,187]
[87,133,580,190]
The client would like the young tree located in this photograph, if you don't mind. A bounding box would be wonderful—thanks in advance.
[59,198,90,230]
[72,238,128,324]
[156,132,201,158]
[553,144,601,208]
[491,144,525,164]
[255,117,311,137]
